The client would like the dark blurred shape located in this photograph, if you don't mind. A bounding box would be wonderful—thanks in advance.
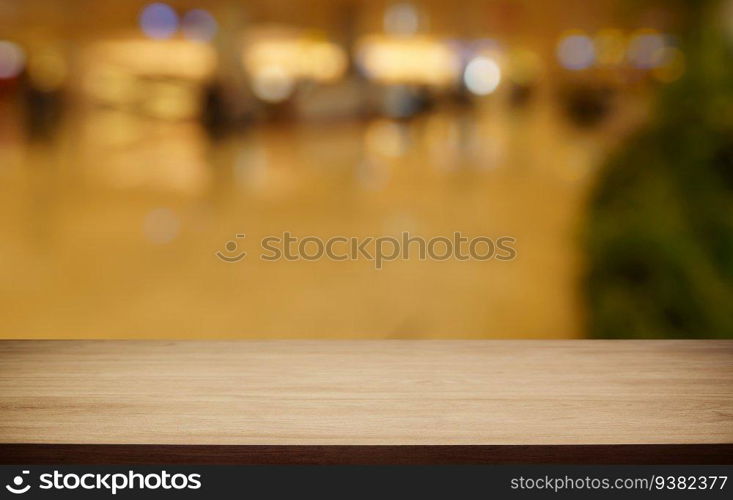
[560,84,615,128]
[23,84,63,140]
[508,82,534,109]
[379,85,433,119]
[711,139,733,191]
[201,81,230,138]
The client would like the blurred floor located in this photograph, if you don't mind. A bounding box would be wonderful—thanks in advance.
[0,84,645,338]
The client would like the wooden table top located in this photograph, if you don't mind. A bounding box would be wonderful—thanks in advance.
[1,340,732,449]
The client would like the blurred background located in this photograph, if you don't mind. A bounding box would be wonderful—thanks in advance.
[0,0,731,338]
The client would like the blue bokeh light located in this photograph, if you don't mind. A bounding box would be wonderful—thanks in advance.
[182,9,218,42]
[139,3,179,40]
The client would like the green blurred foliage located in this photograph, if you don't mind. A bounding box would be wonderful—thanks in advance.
[584,0,733,338]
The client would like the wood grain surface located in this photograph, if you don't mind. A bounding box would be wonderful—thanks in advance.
[1,340,732,448]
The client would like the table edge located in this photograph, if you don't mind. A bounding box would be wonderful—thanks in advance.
[1,444,732,465]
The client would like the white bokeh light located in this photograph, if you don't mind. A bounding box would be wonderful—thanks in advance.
[464,56,501,96]
[251,66,295,103]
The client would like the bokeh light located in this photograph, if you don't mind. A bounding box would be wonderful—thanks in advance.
[139,3,179,40]
[356,35,460,86]
[28,48,68,91]
[464,56,501,95]
[181,9,218,42]
[364,119,408,158]
[556,31,595,70]
[384,3,420,36]
[143,208,181,244]
[251,66,295,103]
[594,29,626,66]
[300,40,348,81]
[0,41,26,79]
[652,46,686,82]
[79,39,216,120]
[627,29,667,69]
[242,31,348,88]
[507,48,541,86]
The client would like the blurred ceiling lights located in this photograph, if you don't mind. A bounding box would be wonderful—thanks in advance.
[82,39,216,119]
[85,39,216,81]
[242,28,348,102]
[1,0,686,121]
[140,2,218,42]
[356,35,460,87]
